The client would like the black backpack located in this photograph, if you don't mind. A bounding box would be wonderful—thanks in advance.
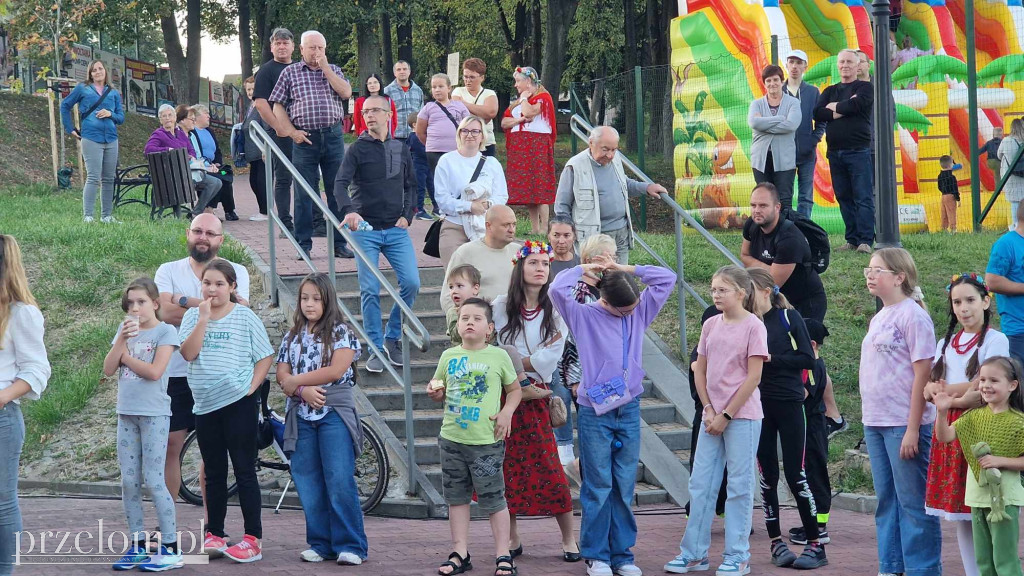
[782,211,831,274]
[1012,140,1024,178]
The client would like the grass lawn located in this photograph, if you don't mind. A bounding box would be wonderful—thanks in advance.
[0,184,248,455]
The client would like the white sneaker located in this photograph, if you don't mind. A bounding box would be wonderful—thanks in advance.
[587,560,613,576]
[337,552,363,565]
[83,216,95,223]
[249,214,268,221]
[299,549,326,562]
[614,563,642,576]
[100,216,120,224]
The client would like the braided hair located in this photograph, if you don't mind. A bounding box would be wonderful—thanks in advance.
[930,274,991,382]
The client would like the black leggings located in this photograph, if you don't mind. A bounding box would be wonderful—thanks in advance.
[804,410,831,518]
[196,392,262,539]
[757,399,818,541]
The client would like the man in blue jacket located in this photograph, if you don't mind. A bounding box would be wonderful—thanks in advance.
[783,50,826,218]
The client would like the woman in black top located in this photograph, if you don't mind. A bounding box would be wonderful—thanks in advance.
[747,268,827,570]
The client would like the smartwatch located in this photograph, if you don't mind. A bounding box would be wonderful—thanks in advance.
[721,411,733,421]
[178,295,189,308]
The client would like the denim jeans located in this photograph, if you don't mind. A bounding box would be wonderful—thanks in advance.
[578,398,641,567]
[0,403,25,576]
[863,425,942,576]
[1008,333,1024,366]
[290,411,368,559]
[408,134,431,212]
[796,155,816,218]
[827,148,876,246]
[549,370,575,446]
[679,418,761,566]
[81,138,119,218]
[291,124,347,253]
[351,227,421,349]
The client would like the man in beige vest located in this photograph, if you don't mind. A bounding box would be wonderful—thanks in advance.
[554,126,665,264]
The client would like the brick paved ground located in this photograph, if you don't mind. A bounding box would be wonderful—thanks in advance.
[15,496,987,575]
[221,178,444,277]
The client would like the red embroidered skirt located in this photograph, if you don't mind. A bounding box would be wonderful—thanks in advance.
[502,380,572,516]
[505,131,556,206]
[924,407,971,520]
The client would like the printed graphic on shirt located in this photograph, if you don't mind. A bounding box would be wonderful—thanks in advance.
[120,339,157,382]
[444,355,493,429]
[872,322,906,354]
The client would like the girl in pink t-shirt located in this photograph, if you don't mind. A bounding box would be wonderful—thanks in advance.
[860,248,941,576]
[666,266,768,575]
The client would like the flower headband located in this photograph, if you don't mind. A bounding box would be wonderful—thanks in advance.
[946,272,988,293]
[515,66,539,83]
[512,240,552,265]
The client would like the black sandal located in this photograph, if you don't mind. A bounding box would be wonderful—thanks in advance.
[438,551,472,575]
[495,555,517,576]
[509,544,523,558]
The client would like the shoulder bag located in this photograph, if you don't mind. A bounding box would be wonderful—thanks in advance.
[585,317,634,416]
[423,155,487,258]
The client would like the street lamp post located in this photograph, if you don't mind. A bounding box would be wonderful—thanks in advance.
[872,0,901,248]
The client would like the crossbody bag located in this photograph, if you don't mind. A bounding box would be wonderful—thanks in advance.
[586,317,634,415]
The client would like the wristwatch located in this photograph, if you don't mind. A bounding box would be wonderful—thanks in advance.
[178,295,189,308]
[721,411,733,421]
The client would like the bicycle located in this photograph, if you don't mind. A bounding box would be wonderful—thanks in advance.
[178,381,390,513]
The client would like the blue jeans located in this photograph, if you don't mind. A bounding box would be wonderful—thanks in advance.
[291,124,347,253]
[351,227,420,348]
[827,148,876,246]
[0,403,25,576]
[1008,333,1024,366]
[291,411,368,559]
[550,370,575,446]
[578,398,641,567]
[863,425,942,576]
[796,155,816,218]
[408,134,430,213]
[680,418,761,566]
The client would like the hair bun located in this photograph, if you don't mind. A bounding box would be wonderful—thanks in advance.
[911,286,925,302]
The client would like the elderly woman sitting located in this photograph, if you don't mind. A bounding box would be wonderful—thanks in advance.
[144,103,222,218]
[748,64,801,212]
[433,115,508,265]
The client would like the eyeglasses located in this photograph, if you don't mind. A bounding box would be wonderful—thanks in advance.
[863,267,896,278]
[710,288,735,297]
[461,129,483,136]
[189,229,223,238]
[361,107,388,116]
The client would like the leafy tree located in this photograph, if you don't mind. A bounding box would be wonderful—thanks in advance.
[8,0,103,76]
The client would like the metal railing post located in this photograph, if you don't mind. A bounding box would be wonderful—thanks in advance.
[327,221,336,287]
[402,318,417,495]
[264,140,279,307]
[675,211,687,358]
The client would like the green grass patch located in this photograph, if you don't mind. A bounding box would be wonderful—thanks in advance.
[0,184,248,453]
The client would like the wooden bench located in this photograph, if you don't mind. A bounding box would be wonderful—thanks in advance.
[145,149,197,219]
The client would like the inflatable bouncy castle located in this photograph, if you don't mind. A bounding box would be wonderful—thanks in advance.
[670,0,1024,232]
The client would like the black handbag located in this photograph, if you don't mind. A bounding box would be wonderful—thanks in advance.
[423,156,486,258]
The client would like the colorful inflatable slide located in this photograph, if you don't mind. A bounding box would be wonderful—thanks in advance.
[670,0,1024,232]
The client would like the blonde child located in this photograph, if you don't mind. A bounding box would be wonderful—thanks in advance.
[102,278,181,571]
[934,356,1024,576]
[665,265,767,575]
[428,297,522,576]
[861,248,940,576]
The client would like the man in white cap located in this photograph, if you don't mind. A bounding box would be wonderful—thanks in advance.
[784,49,826,218]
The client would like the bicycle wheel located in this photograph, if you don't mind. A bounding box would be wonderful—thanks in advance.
[356,419,390,512]
[178,429,238,505]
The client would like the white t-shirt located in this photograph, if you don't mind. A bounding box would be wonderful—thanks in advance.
[451,86,497,146]
[933,329,1010,385]
[154,257,251,377]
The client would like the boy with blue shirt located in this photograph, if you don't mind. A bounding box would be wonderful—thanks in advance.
[986,202,1024,365]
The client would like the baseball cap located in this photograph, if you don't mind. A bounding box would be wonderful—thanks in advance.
[786,49,808,63]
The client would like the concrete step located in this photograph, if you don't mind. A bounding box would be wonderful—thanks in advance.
[381,408,444,438]
[672,449,692,472]
[336,286,444,316]
[353,333,450,363]
[649,421,692,451]
[281,267,448,295]
[639,397,678,425]
[352,310,450,336]
[364,385,442,412]
[356,360,438,388]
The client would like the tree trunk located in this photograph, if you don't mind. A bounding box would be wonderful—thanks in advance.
[356,18,381,92]
[185,0,202,103]
[380,11,394,79]
[622,0,638,153]
[540,0,580,96]
[159,14,189,105]
[529,0,543,70]
[395,7,413,75]
[238,0,254,81]
[254,0,272,65]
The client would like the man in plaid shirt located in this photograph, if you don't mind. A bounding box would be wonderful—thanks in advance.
[270,30,354,259]
[384,60,432,220]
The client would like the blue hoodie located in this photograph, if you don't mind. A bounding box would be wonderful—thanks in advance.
[60,83,124,143]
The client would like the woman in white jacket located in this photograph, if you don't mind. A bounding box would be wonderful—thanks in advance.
[0,235,51,576]
[434,116,508,266]
[748,65,802,212]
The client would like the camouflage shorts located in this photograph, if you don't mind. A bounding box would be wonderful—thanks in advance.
[438,437,507,514]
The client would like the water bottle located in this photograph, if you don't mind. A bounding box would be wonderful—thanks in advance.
[342,220,373,231]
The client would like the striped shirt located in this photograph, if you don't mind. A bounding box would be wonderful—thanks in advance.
[268,61,348,130]
[178,304,274,415]
[383,80,424,139]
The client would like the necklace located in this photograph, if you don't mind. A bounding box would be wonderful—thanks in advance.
[520,305,542,321]
[950,329,981,355]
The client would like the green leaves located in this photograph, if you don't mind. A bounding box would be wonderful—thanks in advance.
[891,54,966,88]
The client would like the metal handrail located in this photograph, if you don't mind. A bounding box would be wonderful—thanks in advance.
[568,114,744,357]
[249,122,430,494]
[978,141,1024,225]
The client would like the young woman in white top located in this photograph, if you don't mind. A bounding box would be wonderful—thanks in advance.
[452,58,499,157]
[0,235,51,576]
[434,116,508,266]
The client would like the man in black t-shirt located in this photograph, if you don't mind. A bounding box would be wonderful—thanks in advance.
[741,182,827,322]
[252,28,295,232]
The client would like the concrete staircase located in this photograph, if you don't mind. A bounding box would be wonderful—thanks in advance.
[275,265,694,517]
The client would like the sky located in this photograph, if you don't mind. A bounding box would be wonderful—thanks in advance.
[200,34,243,83]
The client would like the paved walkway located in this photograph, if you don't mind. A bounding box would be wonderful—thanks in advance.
[15,496,984,575]
[221,177,443,277]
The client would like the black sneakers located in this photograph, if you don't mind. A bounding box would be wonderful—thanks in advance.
[792,543,827,570]
[771,540,797,567]
[826,416,849,439]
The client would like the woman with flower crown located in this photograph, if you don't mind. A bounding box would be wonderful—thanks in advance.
[501,67,557,235]
[492,240,580,563]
